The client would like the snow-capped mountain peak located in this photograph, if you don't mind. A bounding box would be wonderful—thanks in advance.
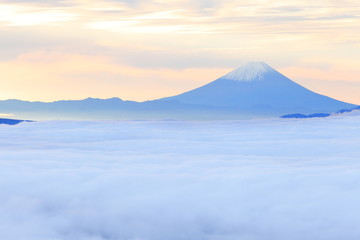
[160,61,356,114]
[221,62,275,81]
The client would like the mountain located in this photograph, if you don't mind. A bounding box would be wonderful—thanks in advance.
[0,97,223,120]
[336,106,360,114]
[159,62,356,114]
[0,62,357,120]
[0,118,32,125]
[281,113,331,119]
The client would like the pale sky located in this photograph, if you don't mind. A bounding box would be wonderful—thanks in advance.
[0,0,359,104]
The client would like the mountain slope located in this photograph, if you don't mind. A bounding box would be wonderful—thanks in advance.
[0,62,357,120]
[160,62,356,114]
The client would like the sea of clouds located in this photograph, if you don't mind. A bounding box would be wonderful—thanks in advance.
[1,114,360,240]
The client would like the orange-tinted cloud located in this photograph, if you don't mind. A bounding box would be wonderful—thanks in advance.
[0,0,359,104]
[0,51,229,101]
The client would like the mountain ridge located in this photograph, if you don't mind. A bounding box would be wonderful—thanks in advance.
[159,62,356,113]
[0,62,357,120]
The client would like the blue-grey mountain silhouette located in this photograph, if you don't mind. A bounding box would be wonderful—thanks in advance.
[0,62,357,120]
[336,106,360,114]
[281,113,331,119]
[0,118,32,125]
[160,62,356,114]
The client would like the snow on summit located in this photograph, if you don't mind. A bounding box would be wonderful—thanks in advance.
[161,61,356,113]
[221,62,275,81]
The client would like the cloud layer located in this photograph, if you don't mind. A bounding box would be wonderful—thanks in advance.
[1,115,360,239]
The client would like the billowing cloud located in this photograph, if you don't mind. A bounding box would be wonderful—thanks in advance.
[1,116,360,239]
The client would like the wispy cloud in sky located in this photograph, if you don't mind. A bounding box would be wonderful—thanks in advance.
[0,0,359,102]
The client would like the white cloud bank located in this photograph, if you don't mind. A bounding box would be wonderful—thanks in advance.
[0,116,360,240]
